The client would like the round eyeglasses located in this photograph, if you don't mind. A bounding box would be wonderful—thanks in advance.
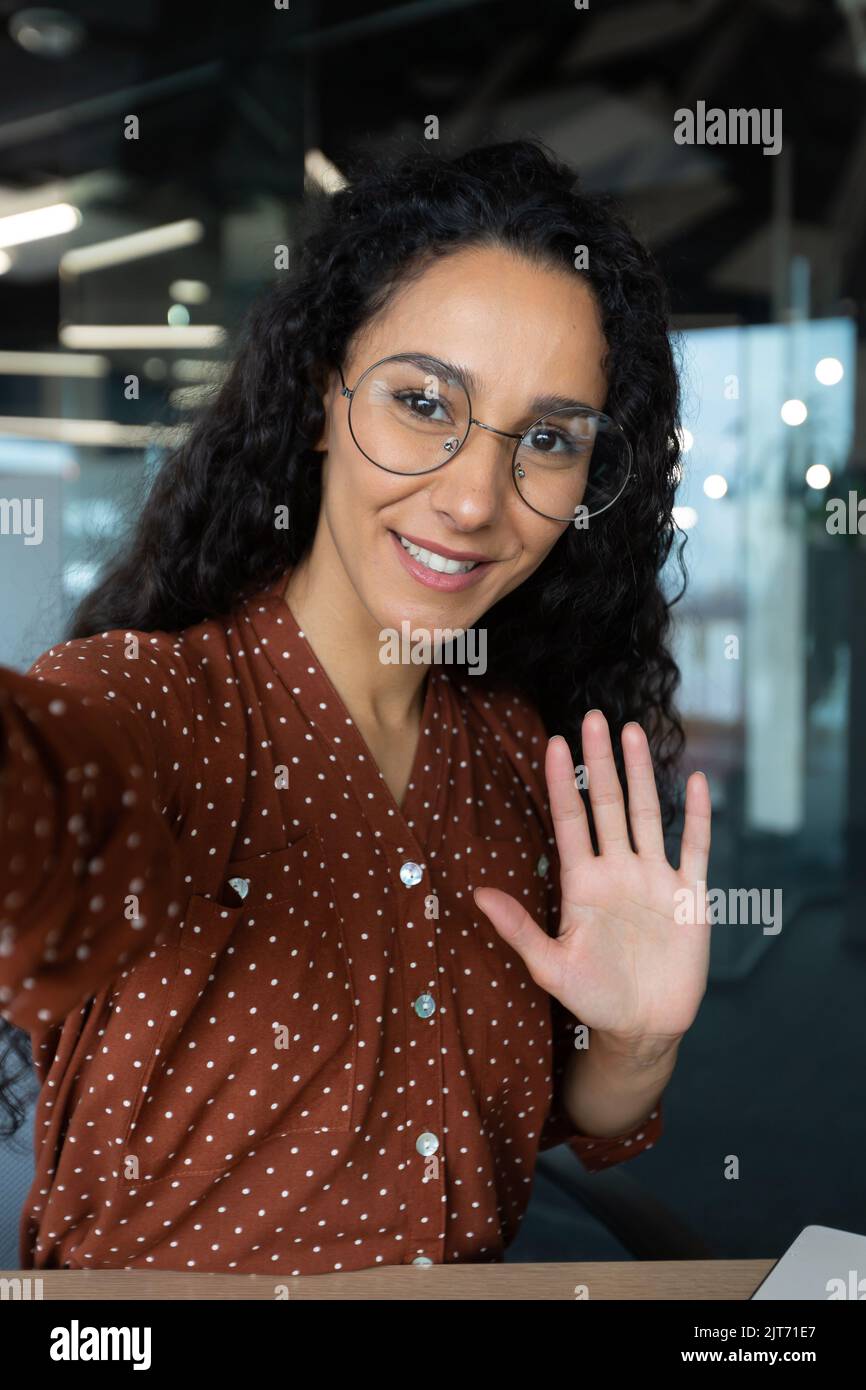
[336,352,632,522]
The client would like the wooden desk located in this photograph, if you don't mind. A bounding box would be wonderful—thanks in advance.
[3,1260,774,1299]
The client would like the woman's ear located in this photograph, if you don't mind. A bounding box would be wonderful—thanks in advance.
[311,365,337,454]
[312,419,328,453]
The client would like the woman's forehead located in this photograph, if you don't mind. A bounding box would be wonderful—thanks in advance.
[351,248,607,405]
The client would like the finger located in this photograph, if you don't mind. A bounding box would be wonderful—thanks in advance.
[581,709,631,856]
[621,721,666,859]
[473,886,561,993]
[679,771,711,884]
[545,734,594,868]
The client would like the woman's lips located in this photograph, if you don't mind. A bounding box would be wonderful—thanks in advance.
[388,530,493,592]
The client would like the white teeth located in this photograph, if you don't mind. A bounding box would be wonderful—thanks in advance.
[398,535,479,574]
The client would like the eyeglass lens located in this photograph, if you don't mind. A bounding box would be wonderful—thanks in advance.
[347,357,630,520]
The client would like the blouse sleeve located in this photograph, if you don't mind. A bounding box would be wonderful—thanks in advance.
[538,992,665,1172]
[0,630,196,1032]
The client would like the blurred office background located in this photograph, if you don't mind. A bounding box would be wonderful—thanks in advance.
[1,0,864,1269]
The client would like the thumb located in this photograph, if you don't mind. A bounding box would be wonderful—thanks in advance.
[473,886,560,992]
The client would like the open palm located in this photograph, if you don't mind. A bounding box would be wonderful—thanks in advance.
[473,711,712,1050]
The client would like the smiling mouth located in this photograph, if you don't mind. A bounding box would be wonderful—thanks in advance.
[396,534,480,574]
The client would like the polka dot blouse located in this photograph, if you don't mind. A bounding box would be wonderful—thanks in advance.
[0,568,661,1275]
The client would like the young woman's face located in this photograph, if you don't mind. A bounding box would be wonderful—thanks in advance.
[313,243,609,636]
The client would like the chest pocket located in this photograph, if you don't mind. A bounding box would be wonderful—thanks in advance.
[445,831,556,1102]
[118,827,356,1183]
[461,832,553,925]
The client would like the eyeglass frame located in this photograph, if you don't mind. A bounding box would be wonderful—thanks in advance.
[334,352,633,523]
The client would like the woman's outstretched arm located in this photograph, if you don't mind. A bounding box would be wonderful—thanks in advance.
[0,632,197,1031]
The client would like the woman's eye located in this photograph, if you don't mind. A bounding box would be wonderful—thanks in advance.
[527,428,570,453]
[525,427,591,457]
[397,391,447,421]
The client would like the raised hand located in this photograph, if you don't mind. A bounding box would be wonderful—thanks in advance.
[473,710,712,1054]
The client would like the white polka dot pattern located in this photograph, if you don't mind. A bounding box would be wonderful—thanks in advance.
[0,568,662,1274]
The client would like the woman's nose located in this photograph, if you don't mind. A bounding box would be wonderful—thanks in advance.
[427,422,515,524]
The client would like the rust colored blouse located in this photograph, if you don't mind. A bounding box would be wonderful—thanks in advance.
[0,569,662,1274]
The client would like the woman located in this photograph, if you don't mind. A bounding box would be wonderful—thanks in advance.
[0,138,711,1275]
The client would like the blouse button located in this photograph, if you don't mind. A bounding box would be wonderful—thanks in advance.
[400,860,424,887]
[536,853,550,877]
[416,1131,439,1157]
[412,1256,434,1266]
[414,993,436,1019]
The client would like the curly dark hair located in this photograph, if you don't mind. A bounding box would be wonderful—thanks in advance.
[0,136,687,1135]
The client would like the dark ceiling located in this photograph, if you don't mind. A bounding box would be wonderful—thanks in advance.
[0,0,863,357]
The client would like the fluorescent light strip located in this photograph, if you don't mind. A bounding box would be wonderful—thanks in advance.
[0,417,185,447]
[0,351,109,377]
[0,202,80,250]
[171,358,228,382]
[304,148,347,192]
[60,218,204,275]
[59,325,226,349]
[169,278,210,304]
[169,385,219,409]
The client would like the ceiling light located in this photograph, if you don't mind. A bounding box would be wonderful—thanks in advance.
[0,351,108,377]
[0,201,80,250]
[169,279,210,304]
[781,399,808,426]
[60,219,204,275]
[703,474,728,499]
[59,324,226,349]
[815,357,843,386]
[305,149,347,193]
[8,8,85,59]
[805,464,831,490]
[0,416,183,446]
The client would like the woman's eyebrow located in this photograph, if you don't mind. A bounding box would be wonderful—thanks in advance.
[415,355,597,419]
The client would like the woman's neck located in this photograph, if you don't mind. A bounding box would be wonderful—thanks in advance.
[281,536,428,737]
